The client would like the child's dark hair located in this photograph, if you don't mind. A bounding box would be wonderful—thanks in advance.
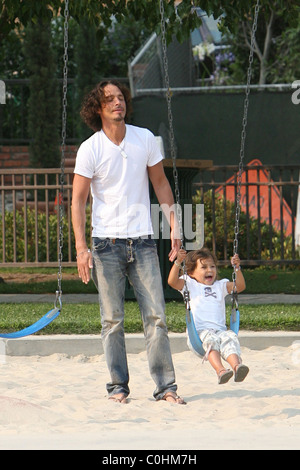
[185,248,218,275]
[80,80,132,132]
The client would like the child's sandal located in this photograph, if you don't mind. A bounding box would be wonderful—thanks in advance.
[234,364,249,382]
[218,369,233,384]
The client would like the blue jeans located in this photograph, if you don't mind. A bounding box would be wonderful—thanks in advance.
[92,237,177,400]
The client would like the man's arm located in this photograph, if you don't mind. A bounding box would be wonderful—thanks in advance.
[71,174,93,284]
[148,161,181,261]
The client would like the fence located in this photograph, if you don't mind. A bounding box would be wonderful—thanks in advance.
[0,168,76,266]
[192,163,299,266]
[0,164,299,271]
[128,33,194,98]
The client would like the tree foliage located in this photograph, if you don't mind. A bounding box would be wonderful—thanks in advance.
[2,1,299,77]
[2,0,299,41]
[220,1,300,84]
[23,17,60,168]
[1,0,199,44]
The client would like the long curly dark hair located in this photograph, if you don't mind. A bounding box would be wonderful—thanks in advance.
[80,80,132,132]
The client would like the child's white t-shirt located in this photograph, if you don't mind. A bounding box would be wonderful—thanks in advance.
[180,275,229,332]
[74,125,163,238]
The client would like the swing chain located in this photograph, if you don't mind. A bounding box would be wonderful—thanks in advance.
[159,0,193,310]
[232,0,260,288]
[56,0,69,306]
[159,0,184,249]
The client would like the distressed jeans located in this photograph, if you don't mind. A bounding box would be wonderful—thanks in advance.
[92,237,177,400]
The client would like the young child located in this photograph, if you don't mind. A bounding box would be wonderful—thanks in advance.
[168,247,249,385]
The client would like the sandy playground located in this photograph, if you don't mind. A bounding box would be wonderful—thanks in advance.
[0,339,300,450]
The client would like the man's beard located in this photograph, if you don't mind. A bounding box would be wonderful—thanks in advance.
[113,115,125,122]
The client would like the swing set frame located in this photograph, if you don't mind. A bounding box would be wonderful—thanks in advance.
[158,0,260,356]
[0,0,260,341]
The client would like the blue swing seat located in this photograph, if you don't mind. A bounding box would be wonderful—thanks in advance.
[0,307,60,339]
[186,306,240,357]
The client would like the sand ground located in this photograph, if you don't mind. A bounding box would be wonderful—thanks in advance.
[0,343,300,450]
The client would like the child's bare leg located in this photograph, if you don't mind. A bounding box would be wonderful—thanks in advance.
[226,354,249,382]
[207,350,225,375]
[208,350,233,384]
[226,353,241,371]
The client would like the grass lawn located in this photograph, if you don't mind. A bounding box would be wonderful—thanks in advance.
[0,301,299,335]
[0,266,299,334]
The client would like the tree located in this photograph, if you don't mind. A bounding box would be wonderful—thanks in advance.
[2,0,299,41]
[221,1,300,85]
[268,9,300,83]
[0,29,26,79]
[1,0,203,45]
[73,13,153,140]
[23,17,60,168]
[73,18,104,141]
[2,0,299,89]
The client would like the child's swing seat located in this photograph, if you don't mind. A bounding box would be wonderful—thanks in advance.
[185,291,240,357]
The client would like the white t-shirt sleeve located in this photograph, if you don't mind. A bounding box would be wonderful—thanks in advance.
[179,274,193,297]
[147,131,164,167]
[220,278,230,298]
[74,141,95,179]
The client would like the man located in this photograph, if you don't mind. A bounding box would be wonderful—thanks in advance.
[72,80,185,404]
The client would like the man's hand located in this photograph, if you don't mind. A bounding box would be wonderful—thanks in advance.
[77,250,93,284]
[168,229,181,262]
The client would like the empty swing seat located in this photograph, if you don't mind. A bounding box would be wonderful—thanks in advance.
[0,307,61,339]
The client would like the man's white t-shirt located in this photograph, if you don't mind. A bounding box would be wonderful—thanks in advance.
[180,275,229,332]
[74,125,163,238]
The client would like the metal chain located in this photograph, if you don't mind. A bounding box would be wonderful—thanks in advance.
[56,0,69,307]
[232,0,260,287]
[159,0,184,248]
[159,0,193,309]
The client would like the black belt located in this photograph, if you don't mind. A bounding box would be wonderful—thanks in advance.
[110,235,152,244]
